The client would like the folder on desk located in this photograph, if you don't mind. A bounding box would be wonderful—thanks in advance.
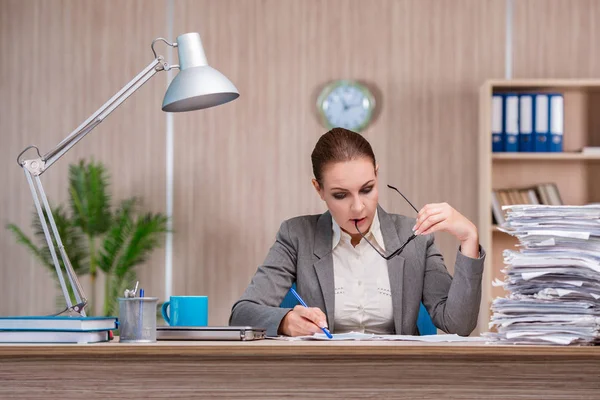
[504,93,519,152]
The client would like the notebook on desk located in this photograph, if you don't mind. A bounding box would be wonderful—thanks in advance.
[156,326,266,341]
[0,329,111,344]
[0,316,117,331]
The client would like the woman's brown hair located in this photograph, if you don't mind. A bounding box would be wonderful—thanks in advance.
[311,127,376,186]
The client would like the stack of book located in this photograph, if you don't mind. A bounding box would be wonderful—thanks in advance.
[487,204,600,345]
[0,316,117,343]
[492,182,563,226]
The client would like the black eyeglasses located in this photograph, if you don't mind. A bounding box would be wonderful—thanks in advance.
[354,184,419,260]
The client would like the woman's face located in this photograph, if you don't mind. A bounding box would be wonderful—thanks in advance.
[313,157,379,237]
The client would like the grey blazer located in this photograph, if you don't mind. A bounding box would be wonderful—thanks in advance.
[229,205,485,337]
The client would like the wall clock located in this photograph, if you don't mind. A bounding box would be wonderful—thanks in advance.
[316,80,376,132]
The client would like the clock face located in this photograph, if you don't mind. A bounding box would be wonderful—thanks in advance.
[317,81,375,132]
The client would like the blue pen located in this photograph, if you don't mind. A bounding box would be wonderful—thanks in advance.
[138,288,144,338]
[289,287,333,339]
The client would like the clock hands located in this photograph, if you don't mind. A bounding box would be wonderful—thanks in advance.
[340,96,350,111]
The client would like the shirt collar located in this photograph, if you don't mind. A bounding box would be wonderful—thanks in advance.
[331,209,386,251]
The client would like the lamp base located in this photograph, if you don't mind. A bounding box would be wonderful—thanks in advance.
[52,301,88,317]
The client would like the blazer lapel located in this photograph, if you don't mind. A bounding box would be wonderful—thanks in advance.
[378,205,407,335]
[313,211,336,331]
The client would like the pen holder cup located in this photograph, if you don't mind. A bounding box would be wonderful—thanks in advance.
[118,297,158,343]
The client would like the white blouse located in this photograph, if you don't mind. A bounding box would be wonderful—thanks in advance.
[331,210,395,334]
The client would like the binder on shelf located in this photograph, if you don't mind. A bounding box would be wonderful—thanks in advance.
[504,93,519,152]
[491,94,504,152]
[549,93,564,152]
[534,94,550,152]
[518,94,534,152]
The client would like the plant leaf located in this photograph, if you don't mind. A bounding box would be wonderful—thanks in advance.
[6,223,49,268]
[69,159,112,236]
[97,199,136,275]
[114,213,168,278]
[8,206,88,277]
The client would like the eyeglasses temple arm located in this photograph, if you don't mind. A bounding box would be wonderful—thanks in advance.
[386,234,417,260]
[354,221,388,258]
[387,184,419,213]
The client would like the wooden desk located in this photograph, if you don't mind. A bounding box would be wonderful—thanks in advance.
[0,340,599,399]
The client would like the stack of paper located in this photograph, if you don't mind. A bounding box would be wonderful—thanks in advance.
[487,204,600,345]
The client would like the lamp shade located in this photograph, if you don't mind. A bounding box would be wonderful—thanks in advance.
[162,33,239,112]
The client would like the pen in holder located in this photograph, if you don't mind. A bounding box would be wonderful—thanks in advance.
[119,283,157,343]
[138,289,144,338]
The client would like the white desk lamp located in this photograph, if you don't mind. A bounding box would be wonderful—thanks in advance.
[16,32,239,317]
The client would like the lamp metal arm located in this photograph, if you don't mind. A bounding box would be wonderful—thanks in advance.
[16,39,177,316]
[18,57,166,176]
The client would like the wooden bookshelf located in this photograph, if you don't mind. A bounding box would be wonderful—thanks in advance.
[477,79,600,333]
[493,152,600,160]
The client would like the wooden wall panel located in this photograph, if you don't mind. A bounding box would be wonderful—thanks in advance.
[512,0,600,205]
[0,0,167,316]
[513,0,600,79]
[172,0,505,328]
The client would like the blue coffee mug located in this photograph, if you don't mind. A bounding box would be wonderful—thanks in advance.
[161,296,208,326]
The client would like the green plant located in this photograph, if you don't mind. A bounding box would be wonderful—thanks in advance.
[7,159,168,317]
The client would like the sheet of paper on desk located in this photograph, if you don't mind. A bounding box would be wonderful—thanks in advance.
[375,334,486,342]
[301,332,374,341]
[265,332,373,341]
[270,332,486,342]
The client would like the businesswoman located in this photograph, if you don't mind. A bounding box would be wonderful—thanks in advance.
[230,128,485,337]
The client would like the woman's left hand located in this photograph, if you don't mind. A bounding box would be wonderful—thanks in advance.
[412,202,479,257]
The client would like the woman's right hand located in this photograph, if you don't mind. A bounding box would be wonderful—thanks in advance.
[278,305,328,336]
